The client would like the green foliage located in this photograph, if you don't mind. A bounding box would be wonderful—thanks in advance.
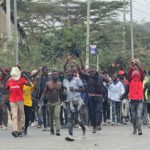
[1,0,150,71]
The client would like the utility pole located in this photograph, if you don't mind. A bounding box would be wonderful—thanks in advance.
[85,0,90,69]
[14,0,19,65]
[6,0,11,40]
[96,52,99,72]
[130,0,134,59]
[122,0,126,51]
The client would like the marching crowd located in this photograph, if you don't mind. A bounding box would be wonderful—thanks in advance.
[0,57,150,141]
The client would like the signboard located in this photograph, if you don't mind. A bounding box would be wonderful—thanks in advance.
[90,45,97,54]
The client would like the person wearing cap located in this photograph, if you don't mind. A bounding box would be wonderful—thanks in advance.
[6,67,30,137]
[127,59,144,135]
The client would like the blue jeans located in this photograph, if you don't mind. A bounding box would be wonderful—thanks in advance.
[89,96,103,127]
[112,101,121,123]
[65,102,85,136]
[130,101,143,130]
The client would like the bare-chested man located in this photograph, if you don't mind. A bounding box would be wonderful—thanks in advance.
[40,71,63,136]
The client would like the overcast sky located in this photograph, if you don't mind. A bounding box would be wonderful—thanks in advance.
[81,0,150,23]
[132,0,150,22]
[39,0,150,23]
[99,0,150,22]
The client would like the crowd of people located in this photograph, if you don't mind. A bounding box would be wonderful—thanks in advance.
[0,57,150,141]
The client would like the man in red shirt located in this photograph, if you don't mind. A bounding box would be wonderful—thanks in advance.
[127,59,144,135]
[7,67,28,137]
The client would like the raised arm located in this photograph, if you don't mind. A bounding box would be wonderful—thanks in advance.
[0,67,9,76]
[79,57,85,70]
[30,67,42,79]
[63,56,74,72]
[99,74,110,83]
[127,66,134,82]
[136,63,144,81]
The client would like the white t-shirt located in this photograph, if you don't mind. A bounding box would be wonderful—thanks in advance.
[63,77,83,99]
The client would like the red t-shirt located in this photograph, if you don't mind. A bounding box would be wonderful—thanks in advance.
[7,77,27,102]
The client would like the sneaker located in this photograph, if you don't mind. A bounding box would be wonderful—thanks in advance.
[138,129,143,135]
[31,122,36,127]
[12,131,18,138]
[51,129,55,135]
[56,130,60,136]
[65,135,75,141]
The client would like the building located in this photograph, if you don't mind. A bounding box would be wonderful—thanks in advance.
[0,0,26,39]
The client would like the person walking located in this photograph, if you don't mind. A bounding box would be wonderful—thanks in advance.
[23,72,35,135]
[6,67,30,137]
[127,59,144,135]
[40,71,63,136]
[63,69,86,141]
[36,66,49,130]
[80,69,109,133]
[108,74,125,125]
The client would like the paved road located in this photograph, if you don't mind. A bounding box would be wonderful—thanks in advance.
[0,124,150,150]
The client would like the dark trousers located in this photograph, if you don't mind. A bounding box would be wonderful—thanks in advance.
[30,101,35,123]
[89,96,103,127]
[103,100,110,122]
[24,106,32,132]
[0,102,8,127]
